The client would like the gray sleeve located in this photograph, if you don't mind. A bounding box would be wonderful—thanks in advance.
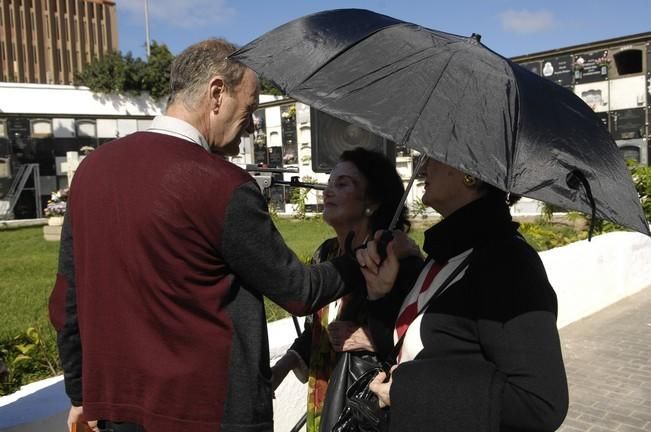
[222,182,353,316]
[56,212,83,406]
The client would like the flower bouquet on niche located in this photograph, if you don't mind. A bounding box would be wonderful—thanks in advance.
[44,188,69,225]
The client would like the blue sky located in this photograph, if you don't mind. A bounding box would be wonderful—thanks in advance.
[116,0,651,59]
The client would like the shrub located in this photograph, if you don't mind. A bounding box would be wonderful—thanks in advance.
[0,326,61,396]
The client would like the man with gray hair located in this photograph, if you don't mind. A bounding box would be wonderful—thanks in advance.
[49,38,360,432]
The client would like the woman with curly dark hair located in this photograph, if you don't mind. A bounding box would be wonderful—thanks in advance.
[271,147,417,432]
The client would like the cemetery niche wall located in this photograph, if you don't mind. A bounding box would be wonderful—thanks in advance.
[0,83,163,219]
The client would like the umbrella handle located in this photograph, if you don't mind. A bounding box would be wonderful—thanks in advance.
[388,153,429,231]
[376,230,394,263]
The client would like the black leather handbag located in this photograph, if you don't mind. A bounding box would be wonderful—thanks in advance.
[320,352,382,432]
[331,364,389,432]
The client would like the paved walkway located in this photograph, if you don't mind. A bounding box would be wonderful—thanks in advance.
[558,286,651,432]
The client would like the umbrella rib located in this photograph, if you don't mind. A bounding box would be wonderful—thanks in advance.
[399,50,459,148]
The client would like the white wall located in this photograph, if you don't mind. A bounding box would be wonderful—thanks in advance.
[542,230,651,328]
[0,83,165,117]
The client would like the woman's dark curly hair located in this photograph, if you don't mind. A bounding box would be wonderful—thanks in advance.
[339,147,411,233]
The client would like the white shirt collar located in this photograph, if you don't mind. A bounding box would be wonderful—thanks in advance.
[147,115,210,151]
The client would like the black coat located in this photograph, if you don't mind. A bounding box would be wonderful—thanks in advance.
[368,196,569,432]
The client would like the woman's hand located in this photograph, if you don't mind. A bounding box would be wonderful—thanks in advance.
[270,352,301,390]
[356,234,400,300]
[369,365,397,408]
[327,321,375,352]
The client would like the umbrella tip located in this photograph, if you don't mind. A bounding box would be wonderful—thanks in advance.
[471,33,482,43]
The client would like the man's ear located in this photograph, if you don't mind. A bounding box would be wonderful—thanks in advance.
[209,76,226,113]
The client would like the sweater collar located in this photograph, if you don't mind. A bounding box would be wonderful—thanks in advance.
[423,195,518,262]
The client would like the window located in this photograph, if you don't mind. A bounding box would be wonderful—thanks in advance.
[614,49,643,76]
[0,120,7,138]
[76,120,97,137]
[31,119,53,137]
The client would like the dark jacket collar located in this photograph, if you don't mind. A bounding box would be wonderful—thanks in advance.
[423,195,518,262]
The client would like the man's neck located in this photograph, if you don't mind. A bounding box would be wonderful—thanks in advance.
[165,104,206,138]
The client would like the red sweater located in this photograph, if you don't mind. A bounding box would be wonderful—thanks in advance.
[49,132,358,432]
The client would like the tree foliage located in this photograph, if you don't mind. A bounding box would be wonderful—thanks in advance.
[630,162,651,222]
[539,161,651,233]
[75,41,173,100]
[260,77,284,96]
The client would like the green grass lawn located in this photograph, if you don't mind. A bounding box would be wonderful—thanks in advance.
[0,217,581,339]
[0,227,61,341]
[0,219,424,339]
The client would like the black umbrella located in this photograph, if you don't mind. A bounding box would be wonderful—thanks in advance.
[232,9,650,236]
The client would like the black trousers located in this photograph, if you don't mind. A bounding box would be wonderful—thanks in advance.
[98,421,145,432]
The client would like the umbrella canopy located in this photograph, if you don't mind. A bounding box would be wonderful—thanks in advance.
[232,9,650,236]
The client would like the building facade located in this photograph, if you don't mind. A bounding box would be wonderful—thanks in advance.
[512,32,651,166]
[0,0,117,85]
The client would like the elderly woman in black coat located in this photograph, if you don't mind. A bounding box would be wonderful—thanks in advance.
[357,157,569,432]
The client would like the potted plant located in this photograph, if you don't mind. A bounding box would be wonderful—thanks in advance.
[596,52,610,76]
[573,56,585,80]
[44,188,68,226]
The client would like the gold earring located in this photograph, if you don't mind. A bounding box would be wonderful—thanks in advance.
[463,174,477,187]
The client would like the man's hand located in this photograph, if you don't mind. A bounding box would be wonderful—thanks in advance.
[67,405,99,432]
[389,231,423,260]
[327,321,375,352]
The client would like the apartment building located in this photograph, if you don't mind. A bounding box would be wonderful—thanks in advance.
[0,0,117,85]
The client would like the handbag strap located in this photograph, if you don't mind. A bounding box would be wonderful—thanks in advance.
[382,251,473,372]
